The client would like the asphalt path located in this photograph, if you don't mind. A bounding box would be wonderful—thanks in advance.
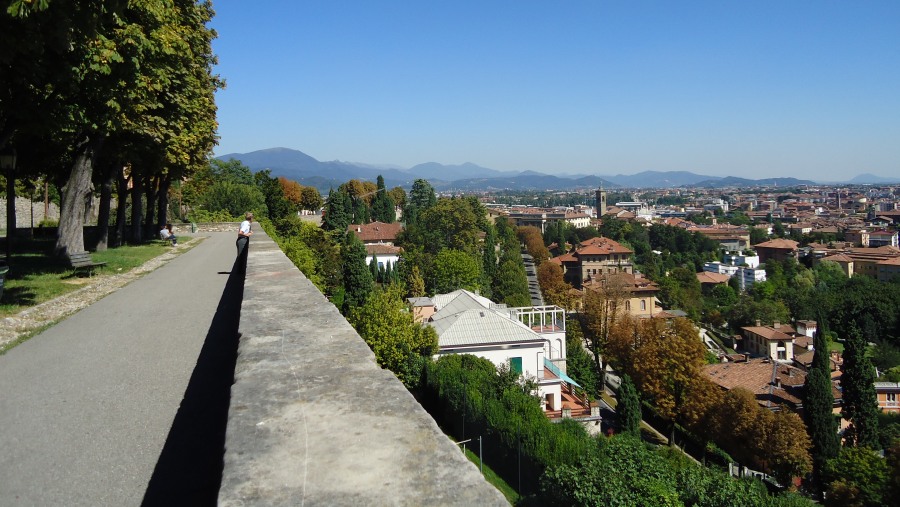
[0,232,239,506]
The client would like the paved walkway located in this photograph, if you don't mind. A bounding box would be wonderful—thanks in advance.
[0,232,240,506]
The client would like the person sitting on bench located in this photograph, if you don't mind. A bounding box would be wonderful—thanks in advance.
[160,223,177,246]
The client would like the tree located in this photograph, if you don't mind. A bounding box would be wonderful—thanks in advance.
[322,188,351,232]
[841,327,880,448]
[406,264,425,298]
[348,285,438,387]
[197,180,266,219]
[564,317,598,397]
[518,225,550,265]
[279,176,303,209]
[341,231,373,312]
[803,329,840,490]
[617,374,641,436]
[581,276,628,391]
[493,257,531,307]
[823,446,890,507]
[750,227,768,245]
[633,318,708,445]
[480,223,497,298]
[299,185,323,212]
[387,186,406,210]
[432,249,482,294]
[418,198,481,254]
[402,178,436,227]
[767,409,813,488]
[370,175,396,223]
[538,261,576,310]
[255,169,291,221]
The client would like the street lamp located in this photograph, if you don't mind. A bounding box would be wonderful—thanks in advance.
[0,147,17,263]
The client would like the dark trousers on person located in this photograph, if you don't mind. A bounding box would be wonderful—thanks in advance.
[236,236,249,257]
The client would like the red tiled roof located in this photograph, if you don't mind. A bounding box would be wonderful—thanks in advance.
[696,272,731,285]
[348,221,403,243]
[704,358,807,408]
[365,244,402,255]
[575,236,633,255]
[742,326,794,341]
[755,238,799,250]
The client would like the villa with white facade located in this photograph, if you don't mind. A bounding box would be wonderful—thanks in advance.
[423,290,597,420]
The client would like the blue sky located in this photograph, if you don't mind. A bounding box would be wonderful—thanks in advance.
[210,1,900,180]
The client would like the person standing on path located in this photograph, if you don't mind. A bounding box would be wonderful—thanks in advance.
[236,212,253,256]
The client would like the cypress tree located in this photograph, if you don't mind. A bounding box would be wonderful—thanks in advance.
[370,175,396,223]
[322,188,351,232]
[841,326,880,448]
[617,373,642,436]
[369,253,379,282]
[803,329,840,489]
[341,232,374,313]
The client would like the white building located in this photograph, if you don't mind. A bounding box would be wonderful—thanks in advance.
[426,290,596,419]
[703,261,766,291]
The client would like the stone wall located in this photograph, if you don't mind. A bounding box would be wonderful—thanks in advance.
[0,197,61,228]
[219,228,507,506]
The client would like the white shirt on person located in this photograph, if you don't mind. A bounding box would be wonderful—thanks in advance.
[239,220,251,236]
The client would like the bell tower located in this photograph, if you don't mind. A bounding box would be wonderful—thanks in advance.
[595,185,607,217]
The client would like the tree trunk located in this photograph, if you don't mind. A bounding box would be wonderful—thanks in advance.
[114,167,128,247]
[95,161,117,251]
[5,159,14,257]
[129,168,144,244]
[156,175,171,226]
[143,174,157,236]
[55,135,103,257]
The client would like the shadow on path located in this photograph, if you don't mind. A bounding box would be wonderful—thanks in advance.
[141,250,246,506]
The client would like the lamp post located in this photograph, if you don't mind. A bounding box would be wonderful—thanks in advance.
[1,148,17,263]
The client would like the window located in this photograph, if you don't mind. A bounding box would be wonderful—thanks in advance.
[510,357,523,375]
[625,301,631,311]
[889,393,897,403]
[640,300,646,311]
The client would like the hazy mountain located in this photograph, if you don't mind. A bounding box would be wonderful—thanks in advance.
[693,176,816,188]
[408,162,516,180]
[217,147,835,192]
[216,148,413,189]
[603,171,721,188]
[848,173,899,184]
[435,173,616,192]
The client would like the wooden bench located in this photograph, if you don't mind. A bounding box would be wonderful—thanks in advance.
[67,251,107,277]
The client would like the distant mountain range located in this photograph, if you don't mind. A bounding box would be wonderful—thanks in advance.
[216,147,893,191]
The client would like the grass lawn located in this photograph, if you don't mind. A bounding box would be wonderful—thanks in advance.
[461,444,518,505]
[0,237,171,318]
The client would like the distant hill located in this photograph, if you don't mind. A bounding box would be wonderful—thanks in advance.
[217,147,835,192]
[848,173,900,184]
[435,173,616,192]
[603,170,720,188]
[217,148,413,189]
[408,162,516,180]
[693,176,816,188]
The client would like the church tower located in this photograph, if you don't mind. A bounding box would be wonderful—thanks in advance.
[595,186,607,217]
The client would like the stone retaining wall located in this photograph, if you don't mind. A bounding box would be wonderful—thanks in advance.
[0,197,61,228]
[219,228,507,506]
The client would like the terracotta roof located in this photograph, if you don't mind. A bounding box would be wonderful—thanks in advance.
[549,251,578,264]
[742,326,794,341]
[821,253,853,263]
[348,221,403,243]
[365,244,402,255]
[696,271,731,285]
[878,257,900,266]
[755,238,799,250]
[705,358,807,408]
[583,272,659,294]
[575,236,633,255]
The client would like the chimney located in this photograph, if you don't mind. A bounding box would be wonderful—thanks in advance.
[772,321,780,329]
[755,319,761,327]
